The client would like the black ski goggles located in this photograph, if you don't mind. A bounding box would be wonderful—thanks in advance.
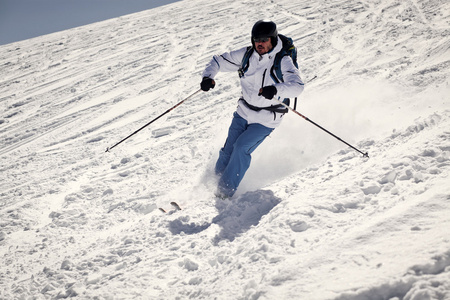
[253,37,270,43]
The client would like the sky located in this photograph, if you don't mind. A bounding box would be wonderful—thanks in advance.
[0,0,180,45]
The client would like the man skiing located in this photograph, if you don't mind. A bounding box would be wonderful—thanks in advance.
[200,20,304,198]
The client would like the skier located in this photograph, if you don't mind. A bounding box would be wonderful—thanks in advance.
[200,20,304,198]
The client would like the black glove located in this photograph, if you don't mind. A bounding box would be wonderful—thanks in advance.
[200,77,215,91]
[258,86,277,99]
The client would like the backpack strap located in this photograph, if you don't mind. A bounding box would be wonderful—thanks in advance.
[269,47,292,109]
[238,46,253,78]
[270,34,298,83]
[270,34,299,110]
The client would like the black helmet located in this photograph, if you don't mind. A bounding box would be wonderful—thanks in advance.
[251,20,278,47]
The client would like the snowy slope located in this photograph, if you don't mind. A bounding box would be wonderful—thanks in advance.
[1,0,449,299]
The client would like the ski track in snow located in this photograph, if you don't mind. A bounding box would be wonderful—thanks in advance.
[1,0,449,299]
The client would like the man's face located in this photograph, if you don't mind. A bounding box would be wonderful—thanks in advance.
[254,37,273,55]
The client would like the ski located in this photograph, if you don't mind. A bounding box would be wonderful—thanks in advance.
[170,202,182,210]
[158,202,182,213]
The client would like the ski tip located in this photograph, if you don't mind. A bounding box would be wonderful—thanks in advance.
[170,202,182,210]
[159,207,167,213]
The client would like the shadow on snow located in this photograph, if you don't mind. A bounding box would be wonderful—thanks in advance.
[168,190,281,245]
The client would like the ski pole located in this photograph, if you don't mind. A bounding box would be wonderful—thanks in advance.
[105,89,202,152]
[274,98,369,158]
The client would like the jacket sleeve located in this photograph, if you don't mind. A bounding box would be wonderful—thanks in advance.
[274,56,304,99]
[202,47,247,79]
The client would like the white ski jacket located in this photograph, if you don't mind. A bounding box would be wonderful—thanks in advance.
[202,36,304,128]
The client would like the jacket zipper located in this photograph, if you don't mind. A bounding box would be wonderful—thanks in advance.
[261,69,267,91]
[261,69,277,120]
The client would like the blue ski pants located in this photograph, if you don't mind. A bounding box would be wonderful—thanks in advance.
[215,112,274,197]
